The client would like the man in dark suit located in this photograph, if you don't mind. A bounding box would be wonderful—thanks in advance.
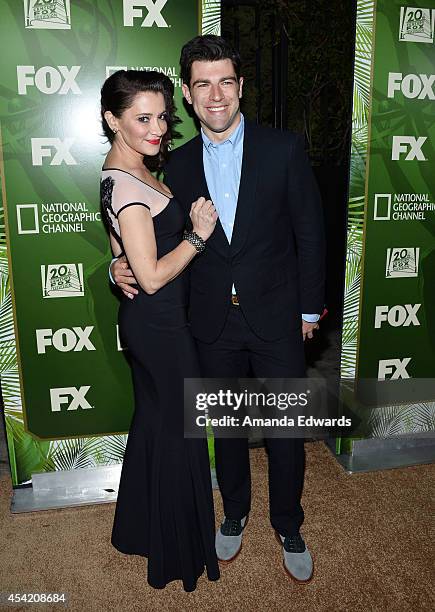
[113,35,325,583]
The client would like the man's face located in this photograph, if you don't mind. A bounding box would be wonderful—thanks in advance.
[182,59,243,141]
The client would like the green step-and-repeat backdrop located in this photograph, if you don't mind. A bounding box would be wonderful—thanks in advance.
[340,0,435,444]
[0,0,221,486]
[1,0,433,488]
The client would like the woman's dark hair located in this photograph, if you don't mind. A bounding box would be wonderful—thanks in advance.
[100,70,180,171]
[180,35,241,86]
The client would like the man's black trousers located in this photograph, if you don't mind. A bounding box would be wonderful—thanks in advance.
[195,304,306,537]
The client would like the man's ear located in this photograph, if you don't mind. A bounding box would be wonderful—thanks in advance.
[182,83,192,105]
[238,76,244,99]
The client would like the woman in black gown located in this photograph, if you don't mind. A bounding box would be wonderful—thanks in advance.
[100,70,220,592]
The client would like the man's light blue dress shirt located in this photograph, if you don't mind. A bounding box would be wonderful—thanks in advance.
[202,114,244,245]
[201,114,319,323]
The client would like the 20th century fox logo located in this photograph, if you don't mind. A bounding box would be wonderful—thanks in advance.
[399,7,435,43]
[24,0,71,30]
[41,264,84,298]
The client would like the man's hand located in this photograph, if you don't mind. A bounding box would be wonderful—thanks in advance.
[302,320,319,341]
[111,255,139,299]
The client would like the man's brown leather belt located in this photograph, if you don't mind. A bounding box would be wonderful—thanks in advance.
[231,294,240,306]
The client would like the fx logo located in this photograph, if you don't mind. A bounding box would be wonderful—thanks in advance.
[17,66,81,95]
[378,358,411,380]
[387,73,435,100]
[50,386,92,411]
[374,304,421,328]
[123,0,169,27]
[31,138,77,166]
[36,327,95,354]
[391,136,427,161]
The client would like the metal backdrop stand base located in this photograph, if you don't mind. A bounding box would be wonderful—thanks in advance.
[10,436,435,512]
[327,433,435,474]
[10,466,218,513]
[11,465,121,513]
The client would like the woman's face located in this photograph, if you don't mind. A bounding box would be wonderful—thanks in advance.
[111,91,168,156]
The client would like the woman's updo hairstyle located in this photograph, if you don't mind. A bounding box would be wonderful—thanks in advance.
[100,70,180,171]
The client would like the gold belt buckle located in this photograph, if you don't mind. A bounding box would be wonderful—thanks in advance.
[231,294,240,306]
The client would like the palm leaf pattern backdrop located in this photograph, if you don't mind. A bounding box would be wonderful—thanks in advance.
[0,0,218,487]
[340,0,373,381]
[201,0,221,35]
[340,0,435,438]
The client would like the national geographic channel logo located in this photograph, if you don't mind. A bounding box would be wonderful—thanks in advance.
[41,264,84,298]
[24,0,71,30]
[105,65,181,88]
[16,202,101,235]
[373,193,435,221]
[399,7,435,43]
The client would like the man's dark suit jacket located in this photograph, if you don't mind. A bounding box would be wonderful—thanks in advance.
[164,120,325,344]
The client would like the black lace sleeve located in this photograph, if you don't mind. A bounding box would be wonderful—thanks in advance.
[101,176,116,228]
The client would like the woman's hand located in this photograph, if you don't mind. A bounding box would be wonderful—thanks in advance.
[112,255,139,299]
[190,197,218,241]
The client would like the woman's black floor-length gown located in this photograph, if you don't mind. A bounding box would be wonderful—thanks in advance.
[101,168,219,592]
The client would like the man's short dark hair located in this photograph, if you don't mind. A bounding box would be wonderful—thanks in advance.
[180,35,241,86]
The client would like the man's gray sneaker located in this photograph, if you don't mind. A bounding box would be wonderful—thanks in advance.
[275,531,314,583]
[215,516,248,563]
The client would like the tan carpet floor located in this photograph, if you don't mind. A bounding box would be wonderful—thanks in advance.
[0,442,433,612]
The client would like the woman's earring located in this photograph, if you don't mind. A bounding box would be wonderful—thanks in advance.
[113,128,118,134]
